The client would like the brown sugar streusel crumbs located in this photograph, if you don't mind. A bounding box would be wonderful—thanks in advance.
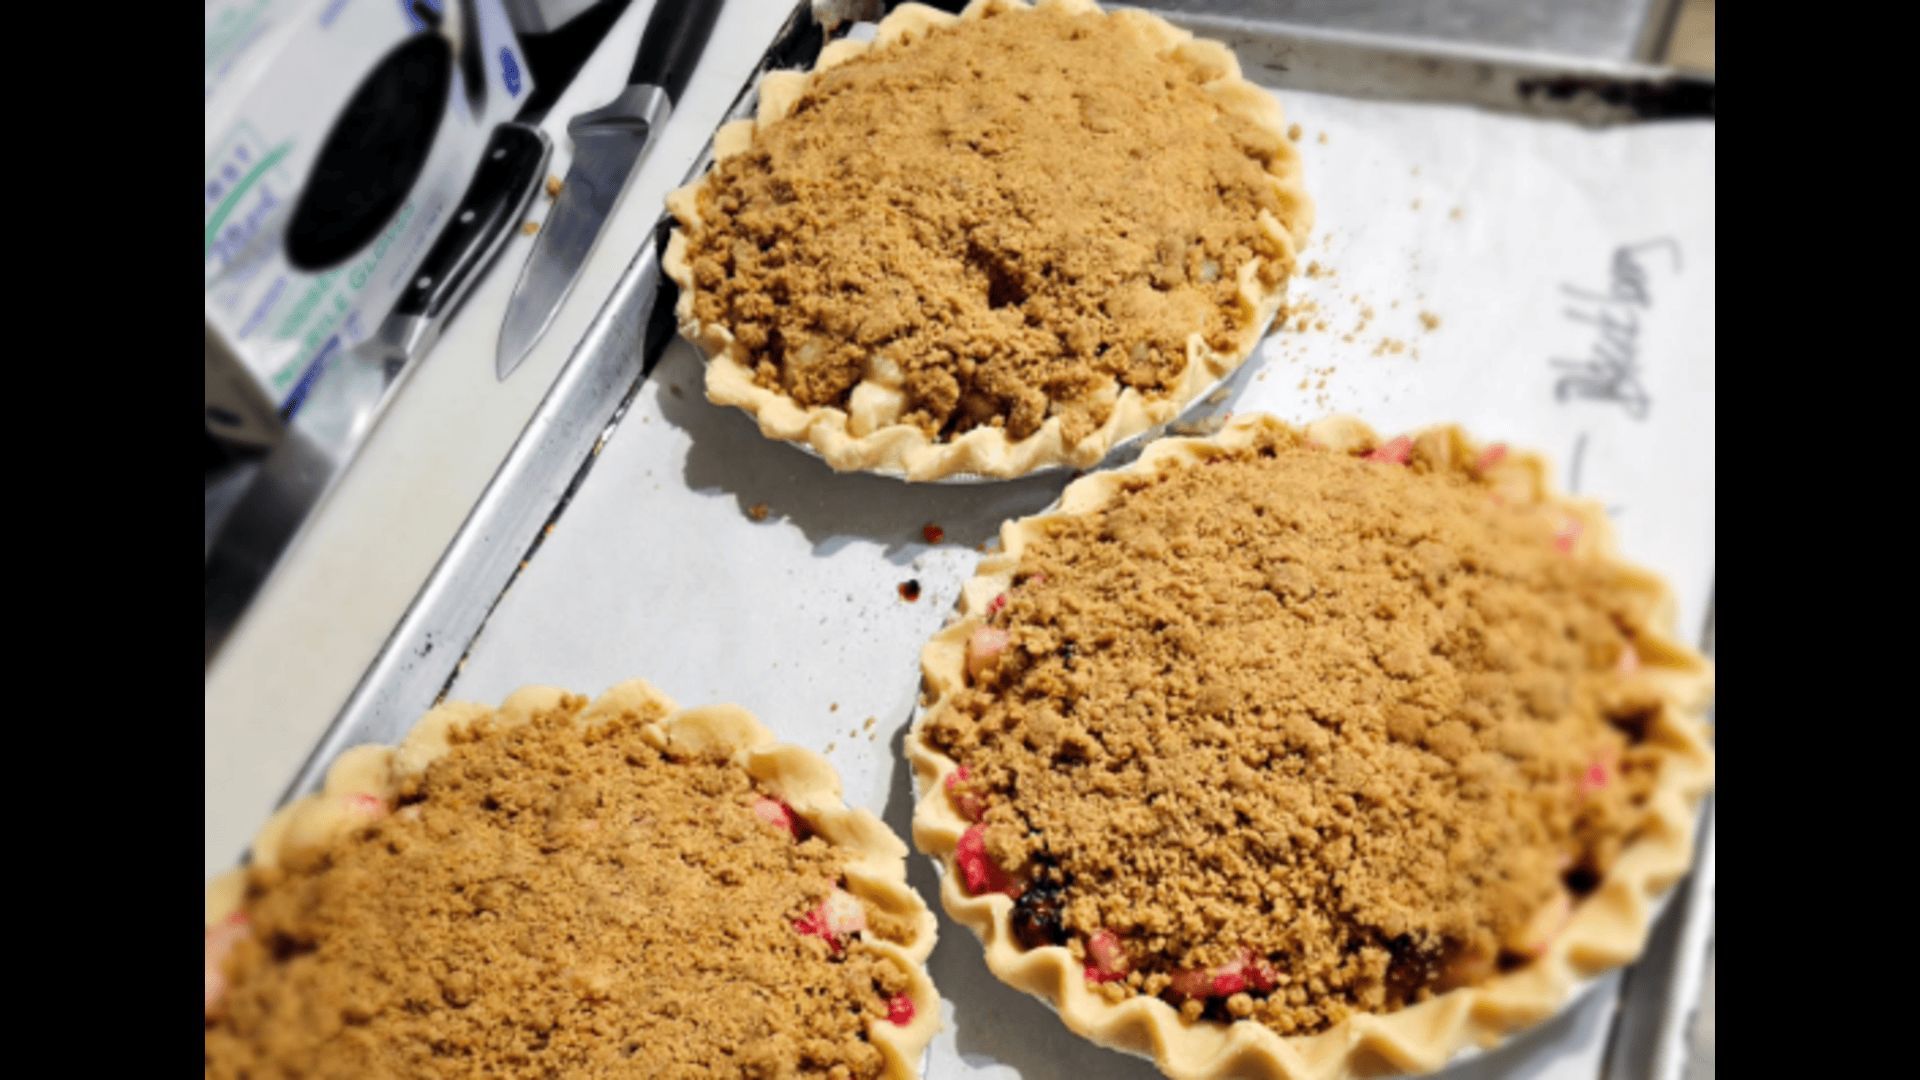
[926,429,1667,1036]
[747,502,771,521]
[206,702,912,1078]
[685,4,1303,445]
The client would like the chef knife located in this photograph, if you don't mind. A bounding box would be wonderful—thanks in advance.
[494,0,725,380]
[206,122,553,662]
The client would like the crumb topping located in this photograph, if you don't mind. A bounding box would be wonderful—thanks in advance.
[925,429,1669,1035]
[687,4,1301,444]
[206,703,910,1078]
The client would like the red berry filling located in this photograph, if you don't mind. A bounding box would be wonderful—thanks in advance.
[1475,443,1508,472]
[966,626,1012,680]
[753,795,805,839]
[944,767,986,822]
[204,912,251,1015]
[954,824,1019,896]
[1577,750,1618,799]
[886,992,917,1025]
[1084,929,1129,983]
[793,889,867,954]
[1169,949,1279,1000]
[1364,436,1413,465]
[1554,516,1584,553]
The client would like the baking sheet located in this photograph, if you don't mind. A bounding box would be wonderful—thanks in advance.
[443,72,1715,1079]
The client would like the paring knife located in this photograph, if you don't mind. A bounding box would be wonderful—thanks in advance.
[495,0,725,380]
[205,123,553,662]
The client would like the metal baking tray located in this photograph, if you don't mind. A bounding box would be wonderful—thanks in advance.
[270,2,1716,1076]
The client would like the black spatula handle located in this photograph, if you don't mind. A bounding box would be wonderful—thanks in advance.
[396,123,552,320]
[630,0,725,105]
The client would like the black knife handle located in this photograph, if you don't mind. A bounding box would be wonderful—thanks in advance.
[396,123,553,320]
[631,0,725,105]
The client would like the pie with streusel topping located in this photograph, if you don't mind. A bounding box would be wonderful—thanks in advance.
[205,681,940,1079]
[664,0,1311,480]
[906,414,1714,1078]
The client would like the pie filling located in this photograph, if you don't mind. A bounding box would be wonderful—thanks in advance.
[923,429,1673,1034]
[205,703,917,1077]
[685,1,1301,446]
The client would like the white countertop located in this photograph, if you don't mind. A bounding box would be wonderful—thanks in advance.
[204,0,797,875]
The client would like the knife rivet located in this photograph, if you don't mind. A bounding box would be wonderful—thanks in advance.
[460,209,476,224]
[416,275,433,290]
[492,147,507,160]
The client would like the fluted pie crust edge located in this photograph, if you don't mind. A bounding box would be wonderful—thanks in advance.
[905,413,1715,1079]
[663,0,1312,481]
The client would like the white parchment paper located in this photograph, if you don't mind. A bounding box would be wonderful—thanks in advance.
[448,83,1713,1080]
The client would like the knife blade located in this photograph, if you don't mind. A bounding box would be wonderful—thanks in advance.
[206,122,553,663]
[494,0,724,380]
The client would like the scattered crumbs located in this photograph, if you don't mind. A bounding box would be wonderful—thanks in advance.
[1317,131,1329,144]
[1287,122,1303,142]
[1305,260,1327,279]
[863,716,877,732]
[545,175,563,198]
[1313,319,1328,333]
[543,523,555,537]
[830,702,840,713]
[898,579,923,602]
[923,522,946,544]
[1372,338,1408,358]
[1410,198,1422,210]
[1419,311,1443,332]
[1206,387,1231,406]
[521,221,539,235]
[668,383,685,398]
[1341,333,1356,344]
[825,741,837,754]
[747,503,770,522]
[1449,206,1465,221]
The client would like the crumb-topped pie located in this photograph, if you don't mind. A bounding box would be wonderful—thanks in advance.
[664,0,1312,480]
[906,414,1714,1078]
[205,681,940,1078]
